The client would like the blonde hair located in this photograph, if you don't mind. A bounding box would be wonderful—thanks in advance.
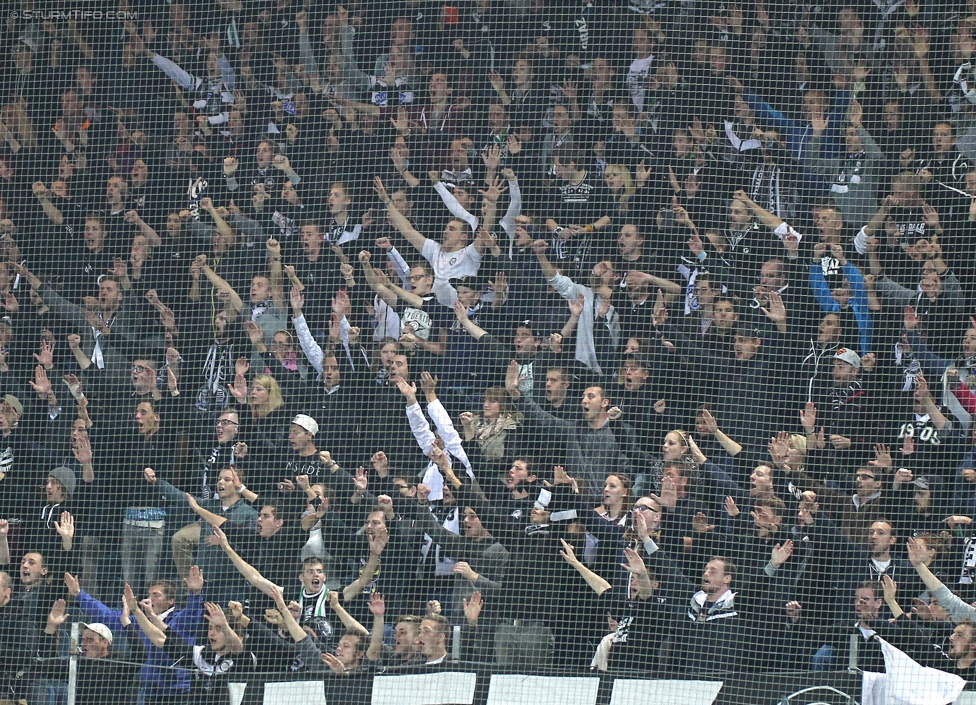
[1,102,36,148]
[790,434,807,454]
[251,374,284,417]
[605,164,636,209]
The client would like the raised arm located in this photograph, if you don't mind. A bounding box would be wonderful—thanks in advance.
[402,380,436,455]
[342,531,385,603]
[358,251,399,308]
[701,409,742,457]
[327,590,369,636]
[559,538,611,595]
[268,585,312,644]
[453,300,488,340]
[201,263,244,313]
[124,210,162,248]
[200,198,236,245]
[365,593,386,662]
[432,175,478,232]
[0,520,9,565]
[267,239,286,312]
[124,583,169,648]
[422,374,470,471]
[531,239,559,281]
[291,287,325,373]
[212,526,280,594]
[186,493,228,528]
[735,189,783,231]
[32,182,65,226]
[907,537,976,623]
[374,176,427,253]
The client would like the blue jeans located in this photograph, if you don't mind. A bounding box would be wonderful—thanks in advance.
[29,679,67,705]
[812,644,835,671]
[121,521,166,594]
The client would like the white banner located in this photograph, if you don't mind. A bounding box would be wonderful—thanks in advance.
[610,678,723,705]
[372,671,478,705]
[486,675,600,705]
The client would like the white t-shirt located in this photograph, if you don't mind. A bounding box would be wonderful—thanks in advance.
[626,54,655,112]
[421,239,482,306]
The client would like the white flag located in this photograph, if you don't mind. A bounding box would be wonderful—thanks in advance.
[861,637,966,705]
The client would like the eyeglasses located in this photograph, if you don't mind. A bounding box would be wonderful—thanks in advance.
[131,365,151,373]
[633,505,658,513]
[216,419,239,428]
[408,274,428,281]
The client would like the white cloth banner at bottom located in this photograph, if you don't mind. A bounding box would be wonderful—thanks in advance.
[372,671,478,705]
[861,637,966,705]
[609,678,723,705]
[485,675,601,705]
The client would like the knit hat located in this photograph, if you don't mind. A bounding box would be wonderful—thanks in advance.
[48,466,77,497]
[834,347,861,369]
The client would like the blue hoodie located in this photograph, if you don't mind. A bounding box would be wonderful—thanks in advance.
[73,589,202,696]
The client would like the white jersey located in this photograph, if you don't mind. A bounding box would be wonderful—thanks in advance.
[422,239,482,306]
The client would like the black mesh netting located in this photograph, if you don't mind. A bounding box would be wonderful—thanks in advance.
[0,1,975,704]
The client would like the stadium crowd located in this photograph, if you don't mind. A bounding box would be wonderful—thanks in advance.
[2,0,976,702]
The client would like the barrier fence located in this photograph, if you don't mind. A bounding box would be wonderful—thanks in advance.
[228,664,976,705]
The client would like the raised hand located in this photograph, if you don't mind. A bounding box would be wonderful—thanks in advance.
[353,466,368,493]
[657,475,678,508]
[369,592,386,616]
[770,539,793,567]
[922,202,941,231]
[419,371,438,398]
[46,599,69,633]
[202,602,228,628]
[692,512,715,533]
[463,591,483,624]
[567,294,584,317]
[54,511,74,540]
[799,402,817,434]
[761,290,786,324]
[620,547,648,576]
[482,144,502,172]
[552,465,574,487]
[64,572,81,598]
[504,359,524,396]
[322,652,348,675]
[373,176,390,204]
[767,431,791,467]
[184,565,204,593]
[882,574,898,605]
[394,375,418,403]
[370,451,389,477]
[33,339,55,369]
[29,365,52,399]
[870,444,892,468]
[906,537,927,566]
[904,305,920,331]
[559,538,581,566]
[368,526,390,556]
[289,285,304,312]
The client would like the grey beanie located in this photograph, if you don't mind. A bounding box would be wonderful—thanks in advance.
[48,466,77,498]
